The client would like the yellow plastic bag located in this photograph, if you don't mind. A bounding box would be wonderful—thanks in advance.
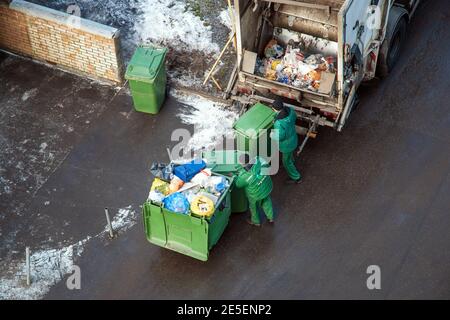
[150,178,170,195]
[265,68,277,81]
[271,59,282,70]
[190,195,215,218]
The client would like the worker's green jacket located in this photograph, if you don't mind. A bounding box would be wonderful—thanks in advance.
[272,107,298,153]
[235,157,273,201]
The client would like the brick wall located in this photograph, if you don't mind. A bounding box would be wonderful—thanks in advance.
[0,0,123,83]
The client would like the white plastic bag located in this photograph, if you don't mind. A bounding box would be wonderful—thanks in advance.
[149,190,165,204]
[190,169,212,187]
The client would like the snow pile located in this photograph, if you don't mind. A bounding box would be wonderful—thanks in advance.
[0,206,137,300]
[136,0,219,54]
[174,74,203,88]
[0,239,88,300]
[172,91,239,152]
[219,8,233,30]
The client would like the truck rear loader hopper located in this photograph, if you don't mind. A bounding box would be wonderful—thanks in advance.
[226,0,421,151]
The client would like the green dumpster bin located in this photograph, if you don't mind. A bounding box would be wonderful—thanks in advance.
[125,45,167,114]
[142,173,233,261]
[202,150,248,213]
[233,103,276,158]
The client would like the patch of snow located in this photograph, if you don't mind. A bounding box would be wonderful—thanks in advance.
[172,90,239,152]
[0,206,137,300]
[0,238,89,300]
[0,177,13,195]
[172,74,202,88]
[136,0,219,54]
[3,185,12,195]
[39,143,48,153]
[21,88,38,102]
[104,206,137,235]
[219,8,234,30]
[15,162,24,170]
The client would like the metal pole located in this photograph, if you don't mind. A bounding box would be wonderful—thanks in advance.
[104,208,114,238]
[297,115,320,156]
[25,247,31,286]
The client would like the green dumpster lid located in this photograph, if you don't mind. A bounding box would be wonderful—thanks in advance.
[203,150,245,174]
[233,103,276,138]
[125,45,167,82]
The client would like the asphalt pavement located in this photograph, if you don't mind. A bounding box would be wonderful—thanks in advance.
[1,0,449,299]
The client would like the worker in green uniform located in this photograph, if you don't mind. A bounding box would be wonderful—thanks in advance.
[236,154,274,227]
[271,97,302,184]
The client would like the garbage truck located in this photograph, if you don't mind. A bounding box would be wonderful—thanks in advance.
[227,0,421,138]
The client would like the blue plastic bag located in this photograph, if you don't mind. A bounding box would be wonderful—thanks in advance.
[173,160,206,183]
[163,192,190,214]
[206,176,229,195]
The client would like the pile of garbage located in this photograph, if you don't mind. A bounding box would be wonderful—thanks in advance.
[149,160,229,218]
[255,39,336,92]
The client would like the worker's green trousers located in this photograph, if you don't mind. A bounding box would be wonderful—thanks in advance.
[249,196,274,224]
[282,151,301,180]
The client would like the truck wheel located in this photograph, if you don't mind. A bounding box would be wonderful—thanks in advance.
[377,8,408,78]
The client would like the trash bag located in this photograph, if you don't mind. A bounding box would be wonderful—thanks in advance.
[182,185,202,203]
[149,190,165,204]
[265,68,277,81]
[190,195,215,218]
[163,192,190,214]
[168,175,184,194]
[283,48,305,68]
[205,176,229,195]
[150,162,174,181]
[264,39,284,59]
[190,168,212,187]
[150,178,170,195]
[255,57,265,75]
[173,160,207,183]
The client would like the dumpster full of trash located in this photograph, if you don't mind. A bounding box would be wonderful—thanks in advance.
[142,159,233,261]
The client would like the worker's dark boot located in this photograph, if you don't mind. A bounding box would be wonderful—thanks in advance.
[246,219,261,227]
[286,177,303,185]
[268,219,275,224]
